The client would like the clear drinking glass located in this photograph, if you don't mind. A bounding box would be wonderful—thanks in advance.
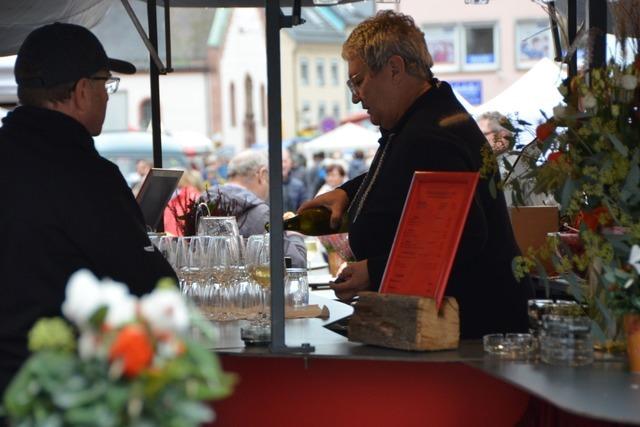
[197,216,240,237]
[205,235,244,321]
[540,315,594,366]
[175,236,210,301]
[285,268,309,308]
[243,233,269,326]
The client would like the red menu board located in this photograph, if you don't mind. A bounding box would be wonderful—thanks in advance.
[379,172,479,309]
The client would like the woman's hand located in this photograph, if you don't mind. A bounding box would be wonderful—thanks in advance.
[330,260,370,301]
[298,188,349,230]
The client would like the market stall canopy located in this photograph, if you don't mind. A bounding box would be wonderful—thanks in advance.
[0,0,115,56]
[474,58,565,136]
[299,122,380,163]
[0,0,363,56]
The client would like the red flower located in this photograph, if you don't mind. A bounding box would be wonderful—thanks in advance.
[547,151,563,163]
[536,120,557,142]
[109,325,154,378]
[575,206,612,231]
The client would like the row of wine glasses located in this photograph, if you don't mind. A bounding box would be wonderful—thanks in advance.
[149,234,273,321]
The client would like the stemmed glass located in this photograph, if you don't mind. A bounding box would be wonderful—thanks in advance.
[206,235,244,320]
[244,234,270,324]
[175,236,210,303]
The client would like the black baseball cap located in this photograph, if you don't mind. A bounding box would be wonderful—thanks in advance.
[15,22,136,88]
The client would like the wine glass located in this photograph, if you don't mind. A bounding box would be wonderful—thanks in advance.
[245,234,270,323]
[206,235,244,321]
[175,236,210,303]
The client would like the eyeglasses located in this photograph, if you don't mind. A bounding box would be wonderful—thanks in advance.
[89,76,120,94]
[346,71,362,97]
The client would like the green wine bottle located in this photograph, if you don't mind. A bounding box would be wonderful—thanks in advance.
[265,207,348,236]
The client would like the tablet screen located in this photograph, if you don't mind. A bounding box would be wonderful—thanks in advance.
[135,168,184,230]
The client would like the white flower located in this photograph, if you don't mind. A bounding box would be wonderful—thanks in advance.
[629,245,640,275]
[621,74,638,91]
[100,279,137,328]
[61,270,104,327]
[553,104,567,119]
[140,288,190,334]
[582,93,597,109]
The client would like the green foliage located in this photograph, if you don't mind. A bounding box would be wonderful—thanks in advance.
[28,318,76,353]
[508,54,640,339]
[2,282,236,427]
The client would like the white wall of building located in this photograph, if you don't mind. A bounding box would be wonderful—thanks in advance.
[220,8,268,152]
[107,72,210,136]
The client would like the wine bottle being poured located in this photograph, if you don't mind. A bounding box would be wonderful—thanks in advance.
[265,207,348,236]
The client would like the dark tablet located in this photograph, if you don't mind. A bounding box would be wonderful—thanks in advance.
[135,168,183,231]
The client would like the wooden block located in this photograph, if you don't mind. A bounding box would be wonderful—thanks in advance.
[348,292,459,351]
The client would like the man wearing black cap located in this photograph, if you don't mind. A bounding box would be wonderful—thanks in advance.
[0,23,177,399]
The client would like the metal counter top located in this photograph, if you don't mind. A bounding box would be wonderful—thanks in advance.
[209,294,639,425]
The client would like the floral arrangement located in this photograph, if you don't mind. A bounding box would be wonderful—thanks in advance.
[508,1,640,343]
[2,270,235,426]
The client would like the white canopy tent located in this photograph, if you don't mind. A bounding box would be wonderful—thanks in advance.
[474,58,565,135]
[452,88,475,115]
[299,122,380,164]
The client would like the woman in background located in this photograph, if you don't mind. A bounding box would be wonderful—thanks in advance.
[315,163,347,197]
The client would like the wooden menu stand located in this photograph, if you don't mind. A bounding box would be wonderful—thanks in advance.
[348,292,460,351]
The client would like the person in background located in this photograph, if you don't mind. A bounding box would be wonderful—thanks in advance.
[316,163,347,196]
[305,151,326,199]
[163,169,206,236]
[0,23,176,401]
[477,111,554,207]
[348,149,368,179]
[282,149,307,214]
[131,158,152,196]
[476,111,511,155]
[203,154,225,186]
[207,150,306,267]
[298,11,532,339]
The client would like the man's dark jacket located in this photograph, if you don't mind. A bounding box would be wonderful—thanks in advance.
[0,106,177,396]
[340,80,533,339]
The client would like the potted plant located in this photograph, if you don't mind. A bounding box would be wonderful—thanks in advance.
[506,1,639,359]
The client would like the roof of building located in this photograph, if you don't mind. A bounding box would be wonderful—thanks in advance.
[92,2,216,71]
[208,8,232,47]
[283,3,374,43]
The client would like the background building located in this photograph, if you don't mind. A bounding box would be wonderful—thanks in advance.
[94,3,215,136]
[385,0,551,106]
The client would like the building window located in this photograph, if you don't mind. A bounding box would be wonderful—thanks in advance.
[230,82,236,127]
[139,98,152,131]
[332,102,340,120]
[260,84,266,126]
[300,100,311,130]
[330,59,339,86]
[515,20,552,69]
[300,58,309,86]
[316,59,325,87]
[423,23,498,72]
[318,101,326,124]
[463,24,499,70]
[424,25,460,73]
